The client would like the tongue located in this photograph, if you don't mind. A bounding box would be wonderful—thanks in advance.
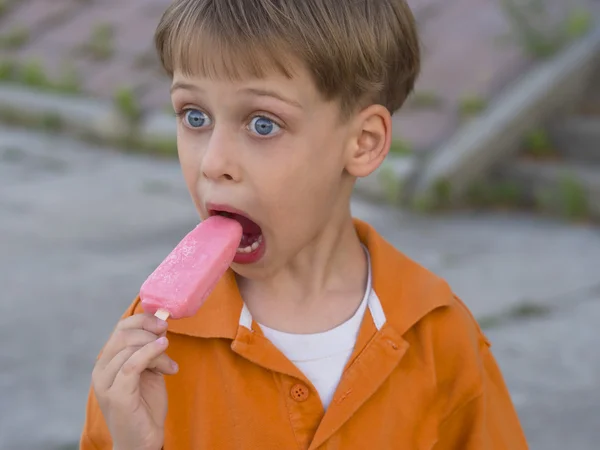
[231,213,262,236]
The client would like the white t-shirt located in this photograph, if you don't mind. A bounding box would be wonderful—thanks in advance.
[258,249,372,410]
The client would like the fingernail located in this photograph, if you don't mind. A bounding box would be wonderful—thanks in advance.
[171,360,179,371]
[157,318,168,328]
[156,336,168,346]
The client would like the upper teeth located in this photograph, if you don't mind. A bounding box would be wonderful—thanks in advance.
[237,235,263,254]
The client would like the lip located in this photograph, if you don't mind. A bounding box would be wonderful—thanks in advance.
[205,202,266,265]
[206,203,257,222]
[232,238,266,265]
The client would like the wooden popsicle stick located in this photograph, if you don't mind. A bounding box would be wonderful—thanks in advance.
[155,309,170,321]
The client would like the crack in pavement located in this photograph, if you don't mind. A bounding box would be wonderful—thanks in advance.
[478,281,600,329]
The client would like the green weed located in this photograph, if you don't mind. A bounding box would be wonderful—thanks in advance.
[18,60,50,88]
[389,139,412,155]
[39,113,64,132]
[557,174,588,219]
[378,163,402,204]
[409,90,442,109]
[564,7,593,39]
[87,24,115,60]
[500,0,593,58]
[467,180,524,208]
[523,128,555,158]
[0,0,10,18]
[508,301,551,319]
[114,87,142,123]
[459,94,487,117]
[0,26,29,49]
[146,139,178,157]
[0,59,17,81]
[54,63,81,94]
[433,178,452,207]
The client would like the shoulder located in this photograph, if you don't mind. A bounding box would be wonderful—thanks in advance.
[368,237,490,417]
[425,294,489,351]
[410,293,491,419]
[413,296,527,446]
[406,287,489,373]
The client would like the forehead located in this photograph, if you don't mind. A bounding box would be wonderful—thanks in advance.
[170,61,321,109]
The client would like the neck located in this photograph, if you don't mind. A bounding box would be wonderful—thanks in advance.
[237,201,368,332]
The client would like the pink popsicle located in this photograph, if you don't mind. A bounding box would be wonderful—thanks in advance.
[140,216,243,320]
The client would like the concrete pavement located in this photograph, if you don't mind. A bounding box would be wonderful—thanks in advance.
[0,126,599,449]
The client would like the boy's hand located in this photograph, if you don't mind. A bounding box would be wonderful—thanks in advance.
[91,313,178,450]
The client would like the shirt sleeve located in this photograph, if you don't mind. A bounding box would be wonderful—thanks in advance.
[79,385,112,449]
[80,298,143,449]
[433,344,529,449]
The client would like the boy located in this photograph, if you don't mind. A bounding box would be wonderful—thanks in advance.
[81,0,528,449]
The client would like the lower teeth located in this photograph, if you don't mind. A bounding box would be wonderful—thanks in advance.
[237,235,263,254]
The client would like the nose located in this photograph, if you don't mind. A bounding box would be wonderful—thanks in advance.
[201,126,240,182]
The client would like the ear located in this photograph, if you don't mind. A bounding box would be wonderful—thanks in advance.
[344,104,392,178]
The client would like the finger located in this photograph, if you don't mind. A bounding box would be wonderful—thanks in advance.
[146,352,178,375]
[96,345,178,392]
[96,328,166,370]
[107,346,177,386]
[115,313,168,334]
[112,337,172,395]
[94,346,137,393]
[98,313,168,364]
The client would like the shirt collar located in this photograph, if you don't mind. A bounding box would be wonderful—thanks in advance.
[130,218,452,339]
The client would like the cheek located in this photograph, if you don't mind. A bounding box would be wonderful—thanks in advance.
[177,134,203,203]
[262,143,341,232]
[178,134,200,177]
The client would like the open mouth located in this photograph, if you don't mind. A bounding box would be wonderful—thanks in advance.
[209,208,264,255]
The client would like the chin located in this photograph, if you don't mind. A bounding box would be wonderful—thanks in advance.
[231,246,284,280]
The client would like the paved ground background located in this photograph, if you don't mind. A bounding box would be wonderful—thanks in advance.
[1,0,599,151]
[1,126,599,449]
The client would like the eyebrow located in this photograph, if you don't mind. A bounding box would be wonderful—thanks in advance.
[170,82,303,109]
[240,88,303,109]
[170,82,202,94]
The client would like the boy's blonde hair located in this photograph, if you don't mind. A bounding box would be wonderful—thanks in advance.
[155,0,420,115]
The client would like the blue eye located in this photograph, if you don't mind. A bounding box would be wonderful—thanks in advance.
[183,109,211,128]
[249,116,280,136]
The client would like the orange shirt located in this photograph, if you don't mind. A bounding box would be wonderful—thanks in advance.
[81,219,528,449]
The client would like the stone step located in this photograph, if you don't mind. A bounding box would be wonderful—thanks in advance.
[548,115,600,164]
[494,159,600,220]
[354,156,416,204]
[408,25,600,206]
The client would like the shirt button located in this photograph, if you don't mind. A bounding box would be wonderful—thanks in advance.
[290,383,310,402]
[387,339,399,350]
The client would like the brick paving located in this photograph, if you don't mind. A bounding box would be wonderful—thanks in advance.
[0,0,599,150]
